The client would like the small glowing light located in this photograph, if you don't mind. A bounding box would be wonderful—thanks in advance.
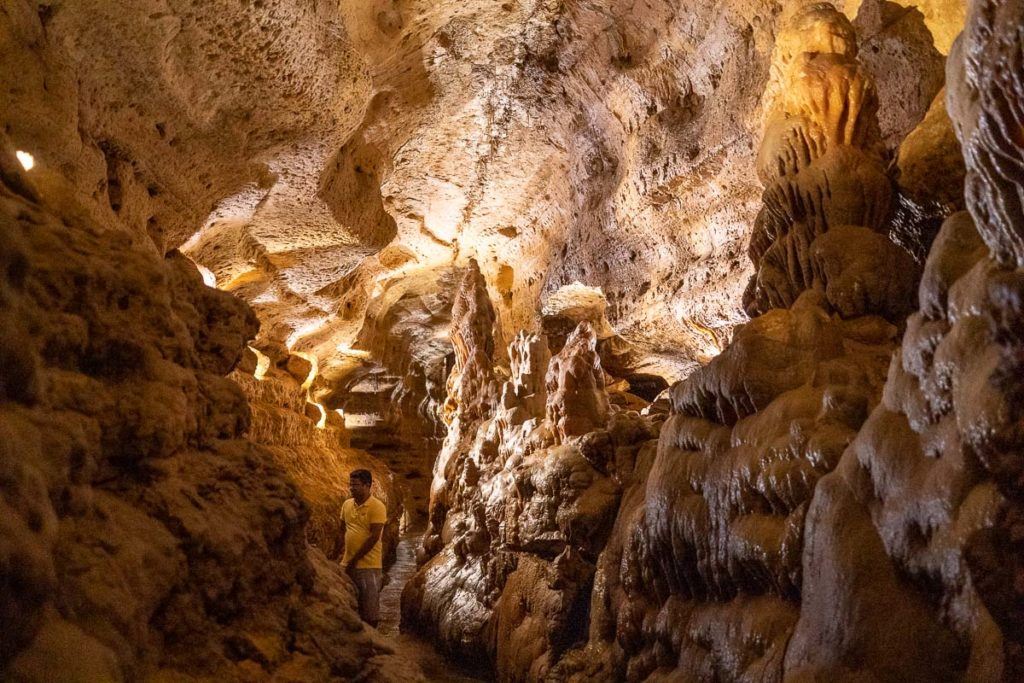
[15,151,34,171]
[250,346,271,381]
[196,263,217,288]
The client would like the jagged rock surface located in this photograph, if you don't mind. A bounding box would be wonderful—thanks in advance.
[403,3,1024,680]
[2,0,949,439]
[0,144,420,681]
[7,0,1024,681]
[402,265,661,678]
[788,1,1024,679]
[233,365,403,562]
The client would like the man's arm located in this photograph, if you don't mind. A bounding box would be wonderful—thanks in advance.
[346,523,383,571]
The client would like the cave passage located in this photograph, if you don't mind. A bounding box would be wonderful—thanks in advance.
[2,0,1024,681]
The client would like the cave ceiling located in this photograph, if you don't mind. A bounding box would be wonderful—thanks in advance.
[1,0,960,392]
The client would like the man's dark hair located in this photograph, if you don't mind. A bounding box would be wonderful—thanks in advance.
[350,469,372,486]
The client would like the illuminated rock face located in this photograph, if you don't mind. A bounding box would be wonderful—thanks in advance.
[403,263,660,675]
[406,2,1024,680]
[0,146,418,680]
[550,7,923,679]
[0,1,953,583]
[4,0,1024,680]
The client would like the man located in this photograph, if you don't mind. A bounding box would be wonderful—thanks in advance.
[340,469,387,627]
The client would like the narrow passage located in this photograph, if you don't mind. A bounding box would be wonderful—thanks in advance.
[376,530,489,682]
[378,530,421,636]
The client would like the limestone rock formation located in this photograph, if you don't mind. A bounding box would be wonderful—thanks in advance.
[403,271,660,677]
[232,361,403,562]
[0,143,419,681]
[853,0,946,150]
[7,0,1024,680]
[404,4,1018,680]
[1,0,956,497]
[443,261,498,427]
[788,1,1024,679]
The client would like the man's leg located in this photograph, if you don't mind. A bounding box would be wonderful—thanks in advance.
[352,569,382,627]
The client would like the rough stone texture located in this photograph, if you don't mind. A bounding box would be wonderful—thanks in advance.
[0,0,959,545]
[0,143,420,681]
[403,3,1024,680]
[545,10,924,678]
[403,267,661,677]
[844,0,967,53]
[9,0,1024,681]
[233,366,404,562]
[853,0,946,150]
[788,2,1024,679]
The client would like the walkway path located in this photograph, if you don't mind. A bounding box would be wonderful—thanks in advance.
[378,530,421,636]
[377,531,489,682]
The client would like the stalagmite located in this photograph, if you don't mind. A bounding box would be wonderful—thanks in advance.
[3,0,1023,680]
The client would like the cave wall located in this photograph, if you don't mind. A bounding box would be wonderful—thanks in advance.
[232,359,404,562]
[1,0,953,519]
[4,0,1021,680]
[401,261,662,676]
[0,142,419,680]
[402,0,1024,680]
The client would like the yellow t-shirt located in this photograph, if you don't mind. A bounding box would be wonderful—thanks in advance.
[341,496,387,569]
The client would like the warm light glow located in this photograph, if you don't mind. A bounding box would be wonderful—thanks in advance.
[182,255,218,288]
[344,413,377,429]
[15,150,34,171]
[311,400,327,429]
[250,346,271,380]
[335,343,371,359]
[688,319,722,360]
[290,350,328,429]
[293,351,319,391]
[286,318,328,350]
[196,263,217,288]
[541,282,608,317]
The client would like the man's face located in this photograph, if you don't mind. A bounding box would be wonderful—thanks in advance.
[350,477,370,502]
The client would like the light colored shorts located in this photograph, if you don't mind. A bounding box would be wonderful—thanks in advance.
[350,568,382,625]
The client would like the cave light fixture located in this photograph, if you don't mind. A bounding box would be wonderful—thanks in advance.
[15,150,35,171]
[196,263,218,288]
[292,350,330,430]
[181,254,218,288]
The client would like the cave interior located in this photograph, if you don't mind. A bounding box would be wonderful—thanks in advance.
[2,0,1024,680]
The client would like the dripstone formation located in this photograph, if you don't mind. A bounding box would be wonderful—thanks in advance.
[402,0,1024,680]
[3,0,1024,680]
[403,260,661,675]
